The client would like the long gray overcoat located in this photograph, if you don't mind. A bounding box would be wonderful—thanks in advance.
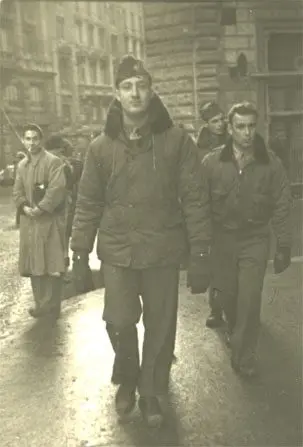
[13,149,67,276]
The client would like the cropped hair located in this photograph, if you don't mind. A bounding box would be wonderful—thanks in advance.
[227,101,258,124]
[22,123,43,139]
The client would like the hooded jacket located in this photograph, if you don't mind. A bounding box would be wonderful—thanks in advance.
[71,94,211,268]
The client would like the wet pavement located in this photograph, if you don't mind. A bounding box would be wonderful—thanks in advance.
[0,256,302,446]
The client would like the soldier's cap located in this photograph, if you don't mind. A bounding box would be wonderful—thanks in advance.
[22,123,43,138]
[199,101,223,122]
[115,55,152,88]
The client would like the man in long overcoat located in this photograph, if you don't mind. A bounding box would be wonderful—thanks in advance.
[70,55,211,427]
[202,102,292,378]
[13,123,67,318]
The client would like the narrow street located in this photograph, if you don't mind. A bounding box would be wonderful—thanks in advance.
[0,195,302,447]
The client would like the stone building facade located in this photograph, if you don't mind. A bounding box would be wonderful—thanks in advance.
[0,0,145,166]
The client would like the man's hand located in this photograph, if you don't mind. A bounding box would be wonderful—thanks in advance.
[274,246,291,274]
[30,206,44,218]
[187,253,210,294]
[23,205,33,217]
[72,251,94,294]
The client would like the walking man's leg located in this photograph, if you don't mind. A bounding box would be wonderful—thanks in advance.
[230,236,269,377]
[138,266,179,427]
[102,264,142,418]
[206,286,224,328]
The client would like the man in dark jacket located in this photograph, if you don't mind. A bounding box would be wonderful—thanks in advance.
[70,55,211,427]
[196,101,227,161]
[202,102,292,378]
[197,102,228,328]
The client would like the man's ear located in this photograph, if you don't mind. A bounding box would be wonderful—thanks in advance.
[227,122,233,136]
[115,89,121,102]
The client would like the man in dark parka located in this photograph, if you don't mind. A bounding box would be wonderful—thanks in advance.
[70,56,211,427]
[202,102,292,378]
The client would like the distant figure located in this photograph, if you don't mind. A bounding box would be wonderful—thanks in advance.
[196,101,227,161]
[13,123,67,319]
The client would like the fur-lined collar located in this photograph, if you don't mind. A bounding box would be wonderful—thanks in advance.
[220,134,269,164]
[104,93,173,140]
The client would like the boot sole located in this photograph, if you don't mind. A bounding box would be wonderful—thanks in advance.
[145,413,164,429]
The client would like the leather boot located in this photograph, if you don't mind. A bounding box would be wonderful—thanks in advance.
[115,384,136,418]
[139,397,164,428]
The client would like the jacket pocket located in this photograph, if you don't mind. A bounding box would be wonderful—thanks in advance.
[249,193,272,223]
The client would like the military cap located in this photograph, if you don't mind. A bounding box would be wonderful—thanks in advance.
[199,101,223,122]
[115,54,152,87]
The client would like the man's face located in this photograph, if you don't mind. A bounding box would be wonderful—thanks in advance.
[228,113,257,150]
[207,113,225,135]
[23,130,42,154]
[116,76,152,117]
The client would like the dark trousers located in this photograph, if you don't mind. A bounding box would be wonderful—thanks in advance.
[30,275,63,312]
[103,264,179,397]
[208,286,222,317]
[212,231,269,368]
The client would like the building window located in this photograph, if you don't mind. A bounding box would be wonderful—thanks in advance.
[124,36,128,53]
[89,59,97,84]
[97,3,104,19]
[75,20,82,44]
[92,105,99,122]
[128,37,133,54]
[135,40,141,59]
[23,23,38,55]
[139,16,144,35]
[86,1,92,16]
[62,103,72,123]
[109,4,115,25]
[77,57,86,83]
[88,24,94,47]
[0,25,12,52]
[56,16,65,40]
[21,2,36,24]
[100,59,109,84]
[29,85,43,108]
[59,56,70,88]
[263,31,303,191]
[111,34,118,55]
[130,12,135,31]
[4,85,20,105]
[98,27,105,48]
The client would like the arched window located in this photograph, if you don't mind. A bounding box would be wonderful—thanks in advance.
[4,85,19,104]
[29,85,43,107]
